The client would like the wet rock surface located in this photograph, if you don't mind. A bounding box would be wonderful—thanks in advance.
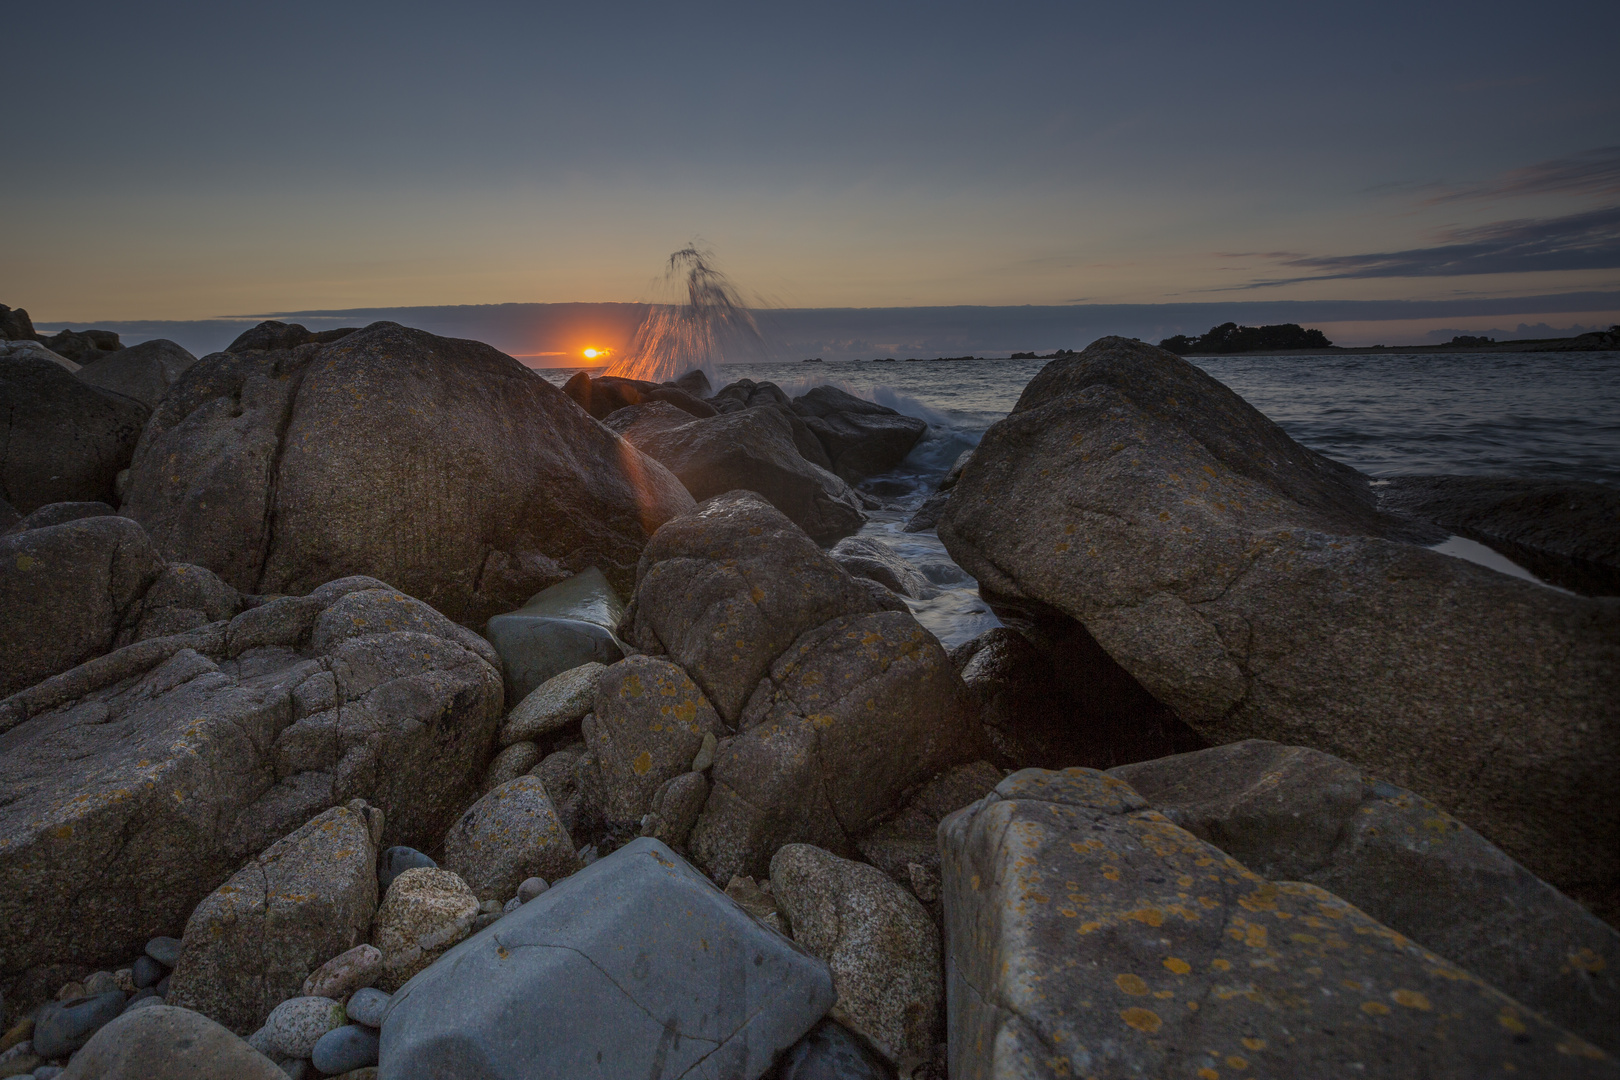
[789,385,929,483]
[484,569,625,703]
[938,336,1620,907]
[121,322,692,626]
[379,838,835,1080]
[941,767,1616,1079]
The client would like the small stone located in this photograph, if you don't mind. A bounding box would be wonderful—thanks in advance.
[377,847,437,896]
[478,899,503,916]
[61,1005,287,1080]
[311,1025,380,1075]
[1,1018,32,1052]
[344,988,390,1029]
[111,969,135,994]
[497,661,608,746]
[725,875,781,923]
[301,945,382,1001]
[481,741,541,793]
[256,997,345,1059]
[153,975,170,998]
[82,972,118,997]
[502,897,522,914]
[55,982,85,1002]
[120,994,165,1015]
[35,1065,65,1080]
[33,992,128,1058]
[0,1043,40,1078]
[130,957,164,990]
[472,913,502,932]
[275,1057,307,1080]
[516,877,548,903]
[691,731,717,773]
[906,862,939,904]
[143,937,182,968]
[371,869,479,992]
[441,777,581,901]
[578,844,599,865]
[778,1019,893,1079]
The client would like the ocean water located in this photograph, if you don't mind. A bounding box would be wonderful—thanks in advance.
[541,350,1620,645]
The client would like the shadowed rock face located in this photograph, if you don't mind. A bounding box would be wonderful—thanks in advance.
[74,338,200,410]
[0,351,149,513]
[790,384,928,484]
[0,578,502,978]
[121,322,694,626]
[939,336,1620,911]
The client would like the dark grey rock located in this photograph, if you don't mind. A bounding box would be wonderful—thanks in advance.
[584,655,722,829]
[900,490,950,533]
[0,352,148,514]
[43,328,121,364]
[74,339,199,411]
[121,563,242,645]
[225,321,358,352]
[484,568,626,704]
[130,957,164,989]
[0,303,37,341]
[0,495,17,533]
[790,385,928,483]
[344,988,390,1029]
[123,322,693,627]
[673,369,712,398]
[143,937,182,967]
[33,993,128,1058]
[312,1025,379,1074]
[56,1005,287,1080]
[515,877,547,903]
[378,848,437,895]
[828,536,933,599]
[3,501,116,535]
[776,1020,895,1080]
[938,336,1620,907]
[379,838,835,1080]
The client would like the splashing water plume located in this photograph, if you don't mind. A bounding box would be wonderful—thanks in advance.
[606,246,766,384]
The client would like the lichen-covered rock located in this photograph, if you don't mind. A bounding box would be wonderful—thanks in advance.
[166,801,382,1034]
[253,996,346,1058]
[938,337,1620,905]
[118,561,242,645]
[371,869,480,992]
[1110,740,1620,1055]
[626,492,879,724]
[0,515,165,697]
[855,760,1002,909]
[481,742,540,791]
[497,662,604,747]
[644,770,709,849]
[441,777,581,902]
[689,610,979,882]
[58,1005,287,1080]
[0,582,500,979]
[583,655,722,829]
[122,322,693,626]
[771,844,941,1069]
[940,767,1615,1079]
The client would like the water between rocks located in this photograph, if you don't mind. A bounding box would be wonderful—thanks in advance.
[543,349,1620,645]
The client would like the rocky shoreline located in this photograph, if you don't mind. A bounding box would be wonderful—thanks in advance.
[2,320,1616,1078]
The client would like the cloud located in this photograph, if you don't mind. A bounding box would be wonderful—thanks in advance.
[1236,205,1620,286]
[1428,145,1620,203]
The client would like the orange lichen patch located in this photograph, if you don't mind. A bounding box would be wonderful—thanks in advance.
[1079,922,1103,934]
[631,751,653,775]
[1497,1009,1528,1034]
[1361,1001,1391,1016]
[1153,990,1175,999]
[1391,989,1431,1011]
[1120,1007,1162,1033]
[749,585,765,603]
[1198,1069,1219,1080]
[1102,867,1121,881]
[1226,1055,1249,1069]
[1241,1038,1266,1051]
[1116,974,1149,996]
[1124,908,1165,927]
[1198,896,1220,908]
[1566,948,1607,974]
[1163,957,1192,975]
[1211,959,1232,972]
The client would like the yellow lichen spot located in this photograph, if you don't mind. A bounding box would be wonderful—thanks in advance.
[1102,867,1121,881]
[51,824,73,840]
[1125,908,1164,927]
[1064,523,1076,534]
[1497,1009,1527,1035]
[1079,922,1103,934]
[1159,512,1170,522]
[631,751,653,775]
[1361,1001,1391,1016]
[622,674,644,697]
[1243,923,1267,948]
[1241,1038,1266,1051]
[1120,1007,1162,1033]
[1198,1068,1219,1080]
[1153,990,1174,999]
[1211,958,1231,972]
[1567,947,1607,974]
[1163,957,1191,975]
[1115,974,1149,996]
[1198,896,1220,908]
[15,554,37,571]
[1226,1055,1249,1069]
[1391,989,1431,1011]
[750,585,765,603]
[809,713,836,729]
[1055,542,1070,553]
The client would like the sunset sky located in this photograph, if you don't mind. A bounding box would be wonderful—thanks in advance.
[6,0,1617,346]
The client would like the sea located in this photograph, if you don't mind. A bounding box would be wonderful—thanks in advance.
[540,351,1620,648]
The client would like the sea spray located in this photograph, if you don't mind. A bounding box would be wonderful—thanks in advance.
[606,247,768,385]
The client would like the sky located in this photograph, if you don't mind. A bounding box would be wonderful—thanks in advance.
[5,0,1618,350]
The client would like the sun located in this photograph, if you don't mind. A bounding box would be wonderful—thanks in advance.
[583,347,601,360]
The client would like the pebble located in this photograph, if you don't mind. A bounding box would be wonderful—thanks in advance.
[778,1019,893,1079]
[329,1070,378,1080]
[690,731,717,772]
[1,1018,32,1052]
[121,994,165,1015]
[144,936,183,967]
[478,899,504,916]
[54,982,84,1002]
[82,971,119,996]
[0,1040,38,1073]
[131,956,165,989]
[516,877,548,903]
[33,992,127,1058]
[378,847,437,895]
[344,988,391,1029]
[35,1067,65,1080]
[301,944,383,1000]
[311,1025,380,1075]
[112,968,135,994]
[472,912,502,932]
[256,997,346,1058]
[502,897,522,914]
[275,1057,308,1080]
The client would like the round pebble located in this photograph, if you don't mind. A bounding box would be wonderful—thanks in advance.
[478,899,503,916]
[144,936,183,967]
[258,996,346,1058]
[378,846,437,895]
[55,982,85,1001]
[36,1067,65,1080]
[344,988,390,1029]
[33,993,127,1058]
[121,993,166,1015]
[302,944,382,1000]
[82,971,118,996]
[516,877,548,903]
[502,897,522,914]
[311,1025,380,1075]
[153,974,170,998]
[131,955,165,989]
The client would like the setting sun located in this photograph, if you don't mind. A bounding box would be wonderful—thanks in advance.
[582,348,598,359]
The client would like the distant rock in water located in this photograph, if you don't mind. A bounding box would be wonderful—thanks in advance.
[121,321,694,625]
[939,336,1620,914]
[43,326,124,363]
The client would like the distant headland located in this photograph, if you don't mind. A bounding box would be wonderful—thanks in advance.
[1159,321,1620,357]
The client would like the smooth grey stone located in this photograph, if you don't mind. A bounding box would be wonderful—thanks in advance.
[380,838,834,1080]
[345,987,391,1029]
[276,1058,307,1080]
[778,1020,894,1079]
[33,992,127,1058]
[120,991,164,1014]
[378,846,437,895]
[484,569,626,703]
[35,1067,65,1080]
[516,877,547,903]
[152,974,169,998]
[502,897,522,914]
[130,956,164,989]
[143,936,182,967]
[471,912,502,932]
[312,1025,380,1074]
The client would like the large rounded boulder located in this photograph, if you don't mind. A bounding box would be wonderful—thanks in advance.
[121,322,694,626]
[74,338,201,410]
[938,336,1620,909]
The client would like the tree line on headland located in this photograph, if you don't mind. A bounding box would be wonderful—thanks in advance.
[1158,322,1332,355]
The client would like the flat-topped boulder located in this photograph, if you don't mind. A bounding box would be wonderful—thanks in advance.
[74,338,201,410]
[790,384,928,482]
[0,577,502,977]
[122,322,693,626]
[938,336,1620,906]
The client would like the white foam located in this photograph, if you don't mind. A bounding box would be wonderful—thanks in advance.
[1426,535,1575,595]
